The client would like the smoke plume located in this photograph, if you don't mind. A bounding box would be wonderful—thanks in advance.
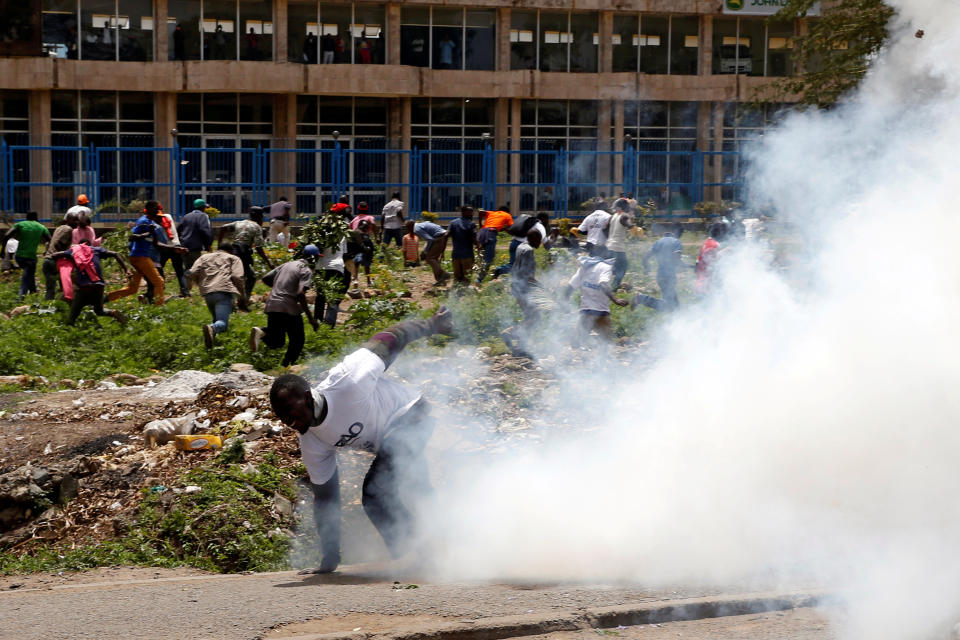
[416,2,960,638]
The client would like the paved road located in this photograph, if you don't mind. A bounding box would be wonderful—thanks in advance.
[520,608,835,640]
[0,565,728,640]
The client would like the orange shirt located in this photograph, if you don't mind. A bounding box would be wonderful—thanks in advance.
[402,233,419,262]
[481,210,513,231]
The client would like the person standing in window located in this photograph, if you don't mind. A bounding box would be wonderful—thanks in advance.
[321,32,335,63]
[304,32,318,63]
[246,27,260,60]
[173,24,185,60]
[438,33,456,68]
[358,32,372,64]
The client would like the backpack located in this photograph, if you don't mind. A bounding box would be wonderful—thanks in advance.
[507,214,537,238]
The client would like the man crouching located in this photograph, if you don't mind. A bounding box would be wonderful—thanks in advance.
[270,307,453,574]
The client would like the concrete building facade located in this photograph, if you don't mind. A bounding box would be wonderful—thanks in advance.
[0,0,802,218]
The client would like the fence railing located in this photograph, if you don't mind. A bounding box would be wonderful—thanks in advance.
[0,141,745,222]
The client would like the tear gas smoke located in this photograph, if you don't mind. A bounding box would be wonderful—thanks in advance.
[414,2,960,638]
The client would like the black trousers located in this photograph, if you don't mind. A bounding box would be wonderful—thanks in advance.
[314,269,350,327]
[231,244,256,297]
[151,249,187,296]
[261,311,305,366]
[68,286,109,324]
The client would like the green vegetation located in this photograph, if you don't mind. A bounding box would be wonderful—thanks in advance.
[0,449,300,575]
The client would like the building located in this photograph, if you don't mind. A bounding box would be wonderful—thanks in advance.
[0,0,811,220]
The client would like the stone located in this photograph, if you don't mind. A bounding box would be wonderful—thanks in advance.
[272,493,293,518]
[57,474,79,504]
[229,363,254,372]
[58,379,77,389]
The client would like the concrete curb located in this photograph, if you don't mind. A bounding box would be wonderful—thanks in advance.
[266,591,824,640]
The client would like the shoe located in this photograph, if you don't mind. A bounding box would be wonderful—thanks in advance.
[250,327,265,353]
[203,324,214,349]
[112,311,127,326]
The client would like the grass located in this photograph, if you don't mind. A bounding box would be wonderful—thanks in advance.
[0,447,301,575]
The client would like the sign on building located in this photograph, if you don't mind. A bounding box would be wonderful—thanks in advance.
[722,0,821,16]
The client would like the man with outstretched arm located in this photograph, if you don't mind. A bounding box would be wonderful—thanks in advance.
[269,306,454,574]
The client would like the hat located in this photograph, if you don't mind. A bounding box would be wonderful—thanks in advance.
[303,244,321,257]
[357,201,369,211]
[77,194,89,205]
[193,199,207,209]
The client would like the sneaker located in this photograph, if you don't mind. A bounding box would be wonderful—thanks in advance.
[203,324,214,349]
[250,327,265,353]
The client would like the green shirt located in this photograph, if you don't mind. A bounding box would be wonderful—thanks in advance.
[223,219,264,248]
[11,220,48,259]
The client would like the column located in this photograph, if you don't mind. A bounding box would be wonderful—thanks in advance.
[274,0,288,62]
[494,97,509,207]
[28,90,51,219]
[154,92,178,214]
[613,100,624,189]
[699,15,713,77]
[597,100,612,197]
[496,8,511,72]
[711,101,725,203]
[272,94,297,203]
[509,98,521,210]
[598,11,613,73]
[696,101,711,204]
[386,98,402,201]
[387,4,401,65]
[155,0,168,62]
[400,98,411,207]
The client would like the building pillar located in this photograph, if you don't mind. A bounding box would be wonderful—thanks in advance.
[28,90,51,219]
[696,101,712,204]
[598,11,613,73]
[386,97,403,203]
[387,4,401,65]
[494,97,509,207]
[711,101,725,203]
[400,97,411,208]
[509,98,521,211]
[795,18,808,73]
[597,100,612,198]
[699,15,713,76]
[155,0,168,62]
[613,99,624,190]
[272,93,297,204]
[274,0,288,62]
[496,8,511,72]
[155,92,178,214]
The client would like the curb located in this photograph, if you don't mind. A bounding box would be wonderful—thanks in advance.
[266,591,824,640]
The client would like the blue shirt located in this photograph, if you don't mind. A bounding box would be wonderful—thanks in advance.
[413,221,444,242]
[650,235,683,279]
[129,215,166,259]
[447,217,476,259]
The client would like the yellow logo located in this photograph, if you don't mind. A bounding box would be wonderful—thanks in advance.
[726,0,744,9]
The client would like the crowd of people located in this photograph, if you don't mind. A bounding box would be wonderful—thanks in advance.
[0,191,752,368]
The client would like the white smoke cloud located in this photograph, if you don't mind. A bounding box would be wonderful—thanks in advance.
[417,1,960,637]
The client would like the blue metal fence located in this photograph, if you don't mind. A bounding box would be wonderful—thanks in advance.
[0,140,744,221]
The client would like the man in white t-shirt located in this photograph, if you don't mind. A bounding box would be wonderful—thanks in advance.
[66,194,94,220]
[380,192,405,248]
[270,307,454,574]
[575,200,612,258]
[566,255,628,344]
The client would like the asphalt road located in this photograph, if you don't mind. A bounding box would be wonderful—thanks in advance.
[0,566,726,640]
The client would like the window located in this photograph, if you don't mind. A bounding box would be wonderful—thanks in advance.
[291,3,384,64]
[623,101,698,209]
[41,0,153,60]
[400,6,495,70]
[510,11,598,72]
[610,14,698,75]
[168,0,273,61]
[713,18,795,77]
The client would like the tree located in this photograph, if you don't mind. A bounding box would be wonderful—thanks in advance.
[765,0,895,106]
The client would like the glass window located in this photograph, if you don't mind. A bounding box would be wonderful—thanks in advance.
[739,18,765,76]
[240,0,272,61]
[767,21,795,77]
[169,0,201,59]
[612,14,638,73]
[203,0,236,60]
[465,10,495,70]
[288,0,318,63]
[713,18,739,74]
[539,12,567,72]
[400,7,429,67]
[432,8,461,69]
[569,13,597,72]
[669,16,698,75]
[43,0,79,59]
[353,4,384,64]
[320,3,352,63]
[121,0,154,60]
[80,0,116,60]
[638,16,667,74]
[510,10,536,70]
